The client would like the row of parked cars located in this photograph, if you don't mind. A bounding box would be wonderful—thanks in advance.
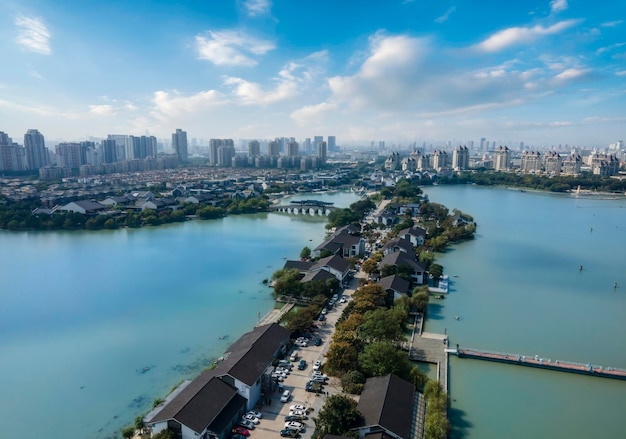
[231,410,264,437]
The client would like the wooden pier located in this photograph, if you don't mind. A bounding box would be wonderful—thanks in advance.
[408,313,450,392]
[454,347,626,381]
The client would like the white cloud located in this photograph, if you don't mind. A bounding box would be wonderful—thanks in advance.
[554,68,591,81]
[195,30,275,66]
[476,20,580,52]
[601,20,623,28]
[614,71,626,76]
[242,0,272,17]
[550,0,568,13]
[596,42,626,55]
[150,90,225,121]
[435,7,456,24]
[89,104,116,116]
[291,102,338,126]
[15,15,51,55]
[124,101,137,111]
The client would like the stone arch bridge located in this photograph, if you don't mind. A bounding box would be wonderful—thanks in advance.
[270,200,338,216]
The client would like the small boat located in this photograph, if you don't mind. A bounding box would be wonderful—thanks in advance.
[454,315,460,321]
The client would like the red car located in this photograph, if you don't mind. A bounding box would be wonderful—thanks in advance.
[232,426,250,437]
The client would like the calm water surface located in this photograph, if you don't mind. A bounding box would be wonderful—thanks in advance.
[0,191,358,439]
[423,186,626,439]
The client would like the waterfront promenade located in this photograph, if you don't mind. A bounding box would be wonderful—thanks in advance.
[255,303,295,327]
[409,312,450,392]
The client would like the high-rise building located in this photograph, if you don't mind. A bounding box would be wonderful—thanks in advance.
[520,151,541,173]
[268,140,280,157]
[493,146,510,171]
[172,129,188,162]
[287,141,299,158]
[107,134,130,161]
[248,140,261,158]
[0,132,26,172]
[317,141,327,165]
[56,143,84,169]
[327,136,336,152]
[303,138,311,155]
[480,137,487,152]
[101,139,118,163]
[313,136,323,152]
[452,145,469,171]
[128,136,157,160]
[24,129,48,170]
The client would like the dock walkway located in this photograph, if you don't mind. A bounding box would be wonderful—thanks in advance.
[255,303,294,327]
[455,347,626,381]
[408,312,449,392]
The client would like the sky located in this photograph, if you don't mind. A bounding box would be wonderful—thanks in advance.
[0,0,625,147]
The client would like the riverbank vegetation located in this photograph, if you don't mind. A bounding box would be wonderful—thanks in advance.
[437,170,626,193]
[0,193,269,231]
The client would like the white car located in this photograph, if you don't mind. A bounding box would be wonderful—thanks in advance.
[284,421,303,431]
[340,297,347,303]
[313,360,322,371]
[289,404,307,411]
[247,410,262,419]
[242,414,260,424]
[312,371,327,379]
[280,390,291,402]
[289,410,307,417]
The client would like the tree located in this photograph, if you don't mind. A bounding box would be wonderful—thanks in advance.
[121,425,135,439]
[324,341,359,375]
[359,341,412,378]
[272,268,303,297]
[358,308,405,345]
[341,370,366,394]
[409,366,429,391]
[299,246,311,259]
[429,264,443,286]
[313,394,361,439]
[413,289,430,313]
[361,259,378,276]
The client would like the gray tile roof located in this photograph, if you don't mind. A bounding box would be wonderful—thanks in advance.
[356,374,415,439]
[377,275,410,295]
[313,255,350,273]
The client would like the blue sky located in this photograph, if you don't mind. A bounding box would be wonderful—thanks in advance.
[0,0,624,147]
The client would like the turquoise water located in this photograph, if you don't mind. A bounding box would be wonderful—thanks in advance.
[0,191,359,439]
[423,186,626,439]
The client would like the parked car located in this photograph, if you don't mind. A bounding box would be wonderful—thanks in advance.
[231,435,247,439]
[289,410,307,417]
[285,414,308,422]
[242,414,260,424]
[297,359,307,370]
[314,338,322,346]
[280,429,300,438]
[280,390,291,402]
[284,421,303,431]
[239,420,255,430]
[232,426,250,436]
[247,410,262,419]
[290,404,307,411]
[318,314,326,321]
[313,360,322,371]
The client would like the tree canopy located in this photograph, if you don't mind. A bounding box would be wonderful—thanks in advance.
[313,394,361,439]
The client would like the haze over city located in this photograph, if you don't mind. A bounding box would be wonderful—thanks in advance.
[1,0,624,146]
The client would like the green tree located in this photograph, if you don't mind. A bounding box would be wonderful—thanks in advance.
[359,341,412,378]
[341,370,366,395]
[413,288,430,313]
[299,246,311,259]
[313,394,361,439]
[429,264,443,286]
[361,259,378,276]
[324,341,360,375]
[358,308,406,344]
[272,268,303,297]
[409,366,429,391]
[121,425,135,439]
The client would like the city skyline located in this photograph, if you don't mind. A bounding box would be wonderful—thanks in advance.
[1,0,625,146]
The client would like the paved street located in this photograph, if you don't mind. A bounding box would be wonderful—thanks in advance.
[248,277,360,439]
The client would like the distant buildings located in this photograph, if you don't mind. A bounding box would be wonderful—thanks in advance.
[172,129,188,163]
[452,145,469,171]
[24,129,49,170]
[493,146,510,171]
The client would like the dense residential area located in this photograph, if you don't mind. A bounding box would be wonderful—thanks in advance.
[119,179,474,439]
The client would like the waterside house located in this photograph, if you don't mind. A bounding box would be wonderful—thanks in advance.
[145,323,290,439]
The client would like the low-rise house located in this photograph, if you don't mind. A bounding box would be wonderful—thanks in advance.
[311,255,351,283]
[352,374,417,439]
[101,196,132,207]
[377,275,411,300]
[381,237,414,256]
[397,226,428,247]
[55,200,106,215]
[313,224,365,258]
[375,210,398,226]
[136,198,177,211]
[146,323,290,439]
[379,251,427,285]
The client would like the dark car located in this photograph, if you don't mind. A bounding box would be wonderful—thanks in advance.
[318,314,326,321]
[297,359,307,370]
[314,338,322,346]
[280,429,300,438]
[285,414,308,421]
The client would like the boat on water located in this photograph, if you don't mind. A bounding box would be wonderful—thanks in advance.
[454,315,461,321]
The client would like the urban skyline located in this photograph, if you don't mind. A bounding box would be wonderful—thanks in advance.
[0,0,624,146]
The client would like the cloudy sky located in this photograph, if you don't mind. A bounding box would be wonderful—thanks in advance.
[0,0,624,147]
